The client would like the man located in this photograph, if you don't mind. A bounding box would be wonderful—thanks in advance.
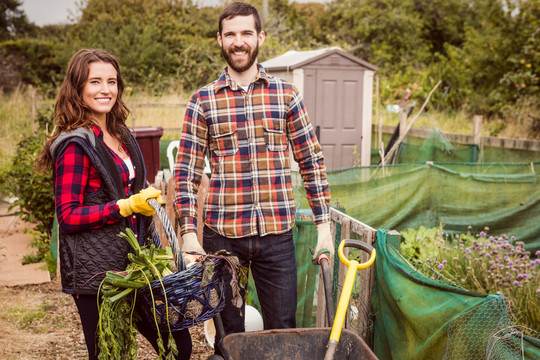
[174,0,333,344]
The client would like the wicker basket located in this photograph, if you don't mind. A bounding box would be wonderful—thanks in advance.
[137,198,225,332]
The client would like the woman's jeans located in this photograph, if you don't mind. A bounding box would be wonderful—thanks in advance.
[203,225,297,340]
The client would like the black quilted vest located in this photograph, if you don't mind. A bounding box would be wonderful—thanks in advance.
[50,128,154,295]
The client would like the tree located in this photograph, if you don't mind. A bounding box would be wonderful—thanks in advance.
[0,0,37,41]
[428,0,539,115]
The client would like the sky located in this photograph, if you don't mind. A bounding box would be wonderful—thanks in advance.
[20,0,328,27]
[21,0,81,26]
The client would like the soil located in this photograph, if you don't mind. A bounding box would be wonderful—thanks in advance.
[0,281,214,360]
[0,201,214,360]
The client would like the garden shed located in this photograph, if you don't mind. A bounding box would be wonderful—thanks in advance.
[261,47,378,171]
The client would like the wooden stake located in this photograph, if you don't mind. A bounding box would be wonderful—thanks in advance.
[382,80,442,164]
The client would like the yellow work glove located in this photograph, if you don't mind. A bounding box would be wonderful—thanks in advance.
[312,222,335,265]
[117,186,163,217]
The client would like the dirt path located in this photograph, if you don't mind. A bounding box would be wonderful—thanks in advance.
[0,201,214,359]
[0,280,214,359]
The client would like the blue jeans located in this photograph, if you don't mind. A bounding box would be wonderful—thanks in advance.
[203,225,297,336]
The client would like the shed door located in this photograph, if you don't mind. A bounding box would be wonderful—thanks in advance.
[312,69,364,171]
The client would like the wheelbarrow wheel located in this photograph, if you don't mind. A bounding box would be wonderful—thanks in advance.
[207,355,224,360]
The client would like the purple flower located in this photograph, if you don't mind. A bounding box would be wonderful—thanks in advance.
[485,253,491,258]
[438,264,445,269]
[508,261,514,266]
[496,291,503,295]
[442,260,447,264]
[479,231,486,237]
[535,250,540,256]
[513,281,519,286]
[489,236,495,242]
[465,247,472,254]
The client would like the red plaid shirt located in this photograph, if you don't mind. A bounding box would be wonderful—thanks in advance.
[55,126,133,233]
[174,65,330,238]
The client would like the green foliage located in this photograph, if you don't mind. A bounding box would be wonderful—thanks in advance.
[60,0,223,93]
[425,0,540,116]
[0,38,64,96]
[1,0,537,131]
[401,226,540,332]
[0,0,37,41]
[0,104,55,268]
[400,225,441,260]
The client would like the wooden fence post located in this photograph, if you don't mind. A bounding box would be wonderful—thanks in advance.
[473,115,483,162]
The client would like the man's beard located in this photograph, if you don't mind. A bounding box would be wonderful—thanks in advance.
[221,43,259,73]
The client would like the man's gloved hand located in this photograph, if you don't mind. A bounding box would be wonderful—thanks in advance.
[181,232,206,254]
[181,232,206,265]
[117,186,163,217]
[312,222,334,265]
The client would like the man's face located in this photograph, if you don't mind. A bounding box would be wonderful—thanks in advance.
[218,15,265,74]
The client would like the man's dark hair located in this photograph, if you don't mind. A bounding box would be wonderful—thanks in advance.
[219,2,261,35]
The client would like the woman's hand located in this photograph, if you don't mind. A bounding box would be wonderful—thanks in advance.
[117,186,163,217]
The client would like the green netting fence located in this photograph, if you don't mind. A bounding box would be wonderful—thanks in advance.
[372,229,540,360]
[371,130,540,165]
[157,134,540,358]
[294,161,540,253]
[244,211,321,329]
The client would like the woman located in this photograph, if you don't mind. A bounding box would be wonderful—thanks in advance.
[38,49,191,360]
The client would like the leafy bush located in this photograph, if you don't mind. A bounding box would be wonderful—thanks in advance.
[0,39,64,96]
[0,104,55,272]
[400,226,539,332]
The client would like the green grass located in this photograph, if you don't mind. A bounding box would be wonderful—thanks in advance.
[1,87,537,166]
[0,87,38,168]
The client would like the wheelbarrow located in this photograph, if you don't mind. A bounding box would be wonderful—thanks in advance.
[207,239,378,360]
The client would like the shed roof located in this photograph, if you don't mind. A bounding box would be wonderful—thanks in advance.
[261,47,378,72]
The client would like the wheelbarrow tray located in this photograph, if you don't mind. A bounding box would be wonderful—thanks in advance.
[218,327,378,360]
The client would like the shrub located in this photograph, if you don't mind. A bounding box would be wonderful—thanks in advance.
[0,104,55,273]
[401,226,539,332]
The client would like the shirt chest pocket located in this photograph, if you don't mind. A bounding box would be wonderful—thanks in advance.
[209,122,239,157]
[263,118,287,152]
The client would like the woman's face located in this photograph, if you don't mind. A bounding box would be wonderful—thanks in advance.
[82,61,118,123]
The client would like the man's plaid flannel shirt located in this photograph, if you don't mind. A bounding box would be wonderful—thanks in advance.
[174,65,330,238]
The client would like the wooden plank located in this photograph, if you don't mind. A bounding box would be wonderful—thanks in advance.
[357,228,375,342]
[330,207,376,232]
[338,219,351,327]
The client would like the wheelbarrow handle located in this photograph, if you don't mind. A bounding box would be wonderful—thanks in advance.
[338,239,376,270]
[318,254,335,326]
[325,239,376,360]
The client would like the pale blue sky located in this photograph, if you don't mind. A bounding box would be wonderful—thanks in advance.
[21,0,328,27]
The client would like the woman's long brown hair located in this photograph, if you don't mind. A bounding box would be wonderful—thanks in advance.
[38,49,130,170]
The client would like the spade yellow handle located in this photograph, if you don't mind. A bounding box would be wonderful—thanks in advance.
[324,240,376,360]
